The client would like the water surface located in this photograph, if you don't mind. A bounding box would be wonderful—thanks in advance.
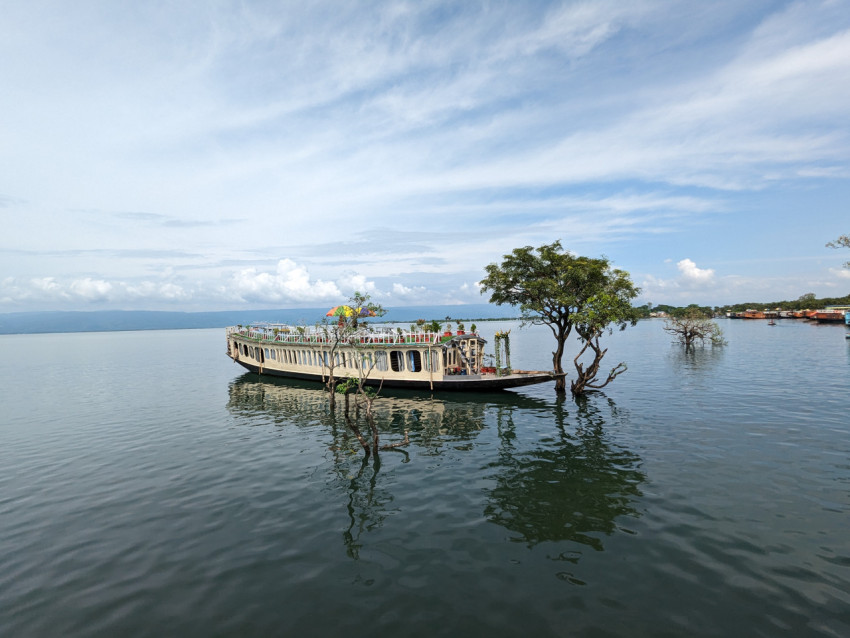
[1,320,848,637]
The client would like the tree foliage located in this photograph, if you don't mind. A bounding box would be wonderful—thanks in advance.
[827,234,850,268]
[480,241,640,395]
[663,308,726,348]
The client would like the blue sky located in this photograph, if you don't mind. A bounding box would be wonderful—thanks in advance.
[2,0,849,312]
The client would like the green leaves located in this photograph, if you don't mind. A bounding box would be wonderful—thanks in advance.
[481,242,639,333]
[480,241,640,394]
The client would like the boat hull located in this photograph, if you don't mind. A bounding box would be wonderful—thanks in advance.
[813,311,846,323]
[231,358,557,392]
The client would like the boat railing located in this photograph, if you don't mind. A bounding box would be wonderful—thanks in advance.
[228,325,477,346]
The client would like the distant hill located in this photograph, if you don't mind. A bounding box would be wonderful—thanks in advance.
[0,304,518,335]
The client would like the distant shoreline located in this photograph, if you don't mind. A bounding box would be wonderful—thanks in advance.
[0,305,521,336]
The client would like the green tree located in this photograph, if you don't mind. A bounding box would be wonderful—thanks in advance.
[663,307,726,348]
[320,292,386,410]
[480,241,640,395]
[826,234,850,268]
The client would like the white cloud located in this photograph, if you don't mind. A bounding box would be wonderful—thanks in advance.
[126,281,190,301]
[1,2,849,313]
[828,267,850,280]
[391,282,427,299]
[639,258,721,303]
[32,277,64,295]
[677,259,715,284]
[336,273,378,296]
[69,278,113,301]
[230,259,341,304]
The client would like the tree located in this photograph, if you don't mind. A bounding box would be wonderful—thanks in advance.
[318,292,409,457]
[826,234,850,268]
[319,291,384,410]
[663,307,726,348]
[480,241,640,395]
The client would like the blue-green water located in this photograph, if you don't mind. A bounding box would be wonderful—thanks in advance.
[1,319,848,637]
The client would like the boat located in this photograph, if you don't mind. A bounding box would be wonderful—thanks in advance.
[226,323,560,392]
[813,310,847,323]
[846,310,850,326]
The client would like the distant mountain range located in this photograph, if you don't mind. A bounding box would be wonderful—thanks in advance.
[0,304,518,335]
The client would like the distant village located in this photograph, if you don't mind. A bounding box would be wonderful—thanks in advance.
[644,292,850,324]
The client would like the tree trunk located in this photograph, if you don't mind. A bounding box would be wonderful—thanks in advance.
[570,334,626,396]
[344,414,371,456]
[327,371,336,410]
[553,335,567,393]
[367,414,379,455]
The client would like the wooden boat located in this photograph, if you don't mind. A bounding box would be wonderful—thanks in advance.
[741,310,766,319]
[813,310,847,323]
[226,324,560,391]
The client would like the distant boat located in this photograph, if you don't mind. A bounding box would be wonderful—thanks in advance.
[767,319,776,326]
[846,310,850,326]
[813,310,846,323]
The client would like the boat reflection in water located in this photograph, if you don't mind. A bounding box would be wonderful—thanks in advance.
[226,374,645,563]
[226,373,507,451]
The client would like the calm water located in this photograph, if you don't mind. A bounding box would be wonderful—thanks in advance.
[1,319,848,637]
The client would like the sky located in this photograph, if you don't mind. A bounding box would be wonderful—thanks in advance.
[2,0,849,312]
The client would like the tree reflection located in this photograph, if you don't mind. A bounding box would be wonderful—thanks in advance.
[485,395,645,552]
[334,454,394,560]
[226,375,645,560]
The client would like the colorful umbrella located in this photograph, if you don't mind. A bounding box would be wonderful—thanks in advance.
[326,305,376,318]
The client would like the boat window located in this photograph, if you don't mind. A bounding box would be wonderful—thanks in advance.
[375,351,388,371]
[390,350,404,372]
[250,346,255,359]
[407,350,422,372]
